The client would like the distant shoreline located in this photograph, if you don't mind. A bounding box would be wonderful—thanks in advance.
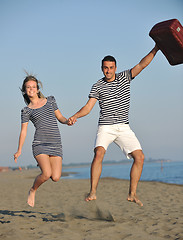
[0,167,78,177]
[0,158,175,172]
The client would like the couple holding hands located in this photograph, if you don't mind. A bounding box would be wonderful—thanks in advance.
[14,44,159,207]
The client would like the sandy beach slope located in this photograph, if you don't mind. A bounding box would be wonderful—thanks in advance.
[0,169,183,240]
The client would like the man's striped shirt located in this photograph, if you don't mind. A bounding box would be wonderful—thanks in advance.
[89,70,133,125]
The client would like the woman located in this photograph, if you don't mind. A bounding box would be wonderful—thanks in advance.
[14,75,68,207]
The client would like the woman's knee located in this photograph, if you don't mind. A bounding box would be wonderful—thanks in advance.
[41,171,52,181]
[51,174,61,182]
[41,175,51,182]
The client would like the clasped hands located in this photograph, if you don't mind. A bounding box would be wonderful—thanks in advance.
[67,116,77,126]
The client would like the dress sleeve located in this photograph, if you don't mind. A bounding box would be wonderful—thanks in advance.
[21,108,30,123]
[49,96,59,111]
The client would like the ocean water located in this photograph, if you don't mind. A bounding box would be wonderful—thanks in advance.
[63,161,183,185]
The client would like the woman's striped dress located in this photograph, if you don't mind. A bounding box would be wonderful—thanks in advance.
[21,96,63,158]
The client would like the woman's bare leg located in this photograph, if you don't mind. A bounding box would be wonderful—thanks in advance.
[49,156,62,182]
[27,155,62,207]
[27,154,52,207]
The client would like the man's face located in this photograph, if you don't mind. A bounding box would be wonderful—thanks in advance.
[102,61,117,82]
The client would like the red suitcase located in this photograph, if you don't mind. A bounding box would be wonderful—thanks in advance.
[149,19,183,66]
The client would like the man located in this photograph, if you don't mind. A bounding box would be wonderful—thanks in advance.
[68,44,159,206]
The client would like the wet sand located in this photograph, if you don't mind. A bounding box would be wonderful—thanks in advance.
[0,169,183,240]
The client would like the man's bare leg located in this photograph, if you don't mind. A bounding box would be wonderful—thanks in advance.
[85,147,105,201]
[127,150,144,206]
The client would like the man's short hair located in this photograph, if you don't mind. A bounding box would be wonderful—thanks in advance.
[102,55,117,67]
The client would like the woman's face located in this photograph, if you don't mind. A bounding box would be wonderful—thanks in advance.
[25,80,39,98]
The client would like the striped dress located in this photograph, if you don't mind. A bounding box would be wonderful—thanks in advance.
[21,96,63,158]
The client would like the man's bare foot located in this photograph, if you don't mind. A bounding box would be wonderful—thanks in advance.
[127,194,143,207]
[85,192,97,202]
[27,188,36,207]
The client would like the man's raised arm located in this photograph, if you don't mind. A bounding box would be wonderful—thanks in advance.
[131,44,159,79]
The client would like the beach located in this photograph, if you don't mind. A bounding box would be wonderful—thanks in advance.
[0,169,183,240]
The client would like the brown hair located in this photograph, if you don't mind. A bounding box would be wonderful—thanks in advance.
[101,55,117,68]
[21,75,44,105]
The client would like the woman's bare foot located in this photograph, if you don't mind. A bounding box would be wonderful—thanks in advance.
[85,192,97,202]
[127,194,143,207]
[27,188,36,207]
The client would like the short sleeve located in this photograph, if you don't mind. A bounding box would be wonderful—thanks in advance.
[21,108,30,123]
[116,70,133,83]
[88,84,99,100]
[49,96,59,111]
[129,69,135,81]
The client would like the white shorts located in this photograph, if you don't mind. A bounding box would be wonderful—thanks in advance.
[94,123,142,159]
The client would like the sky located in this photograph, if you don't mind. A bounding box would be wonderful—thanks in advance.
[0,0,183,167]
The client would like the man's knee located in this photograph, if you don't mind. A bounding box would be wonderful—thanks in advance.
[132,150,144,165]
[94,146,106,162]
